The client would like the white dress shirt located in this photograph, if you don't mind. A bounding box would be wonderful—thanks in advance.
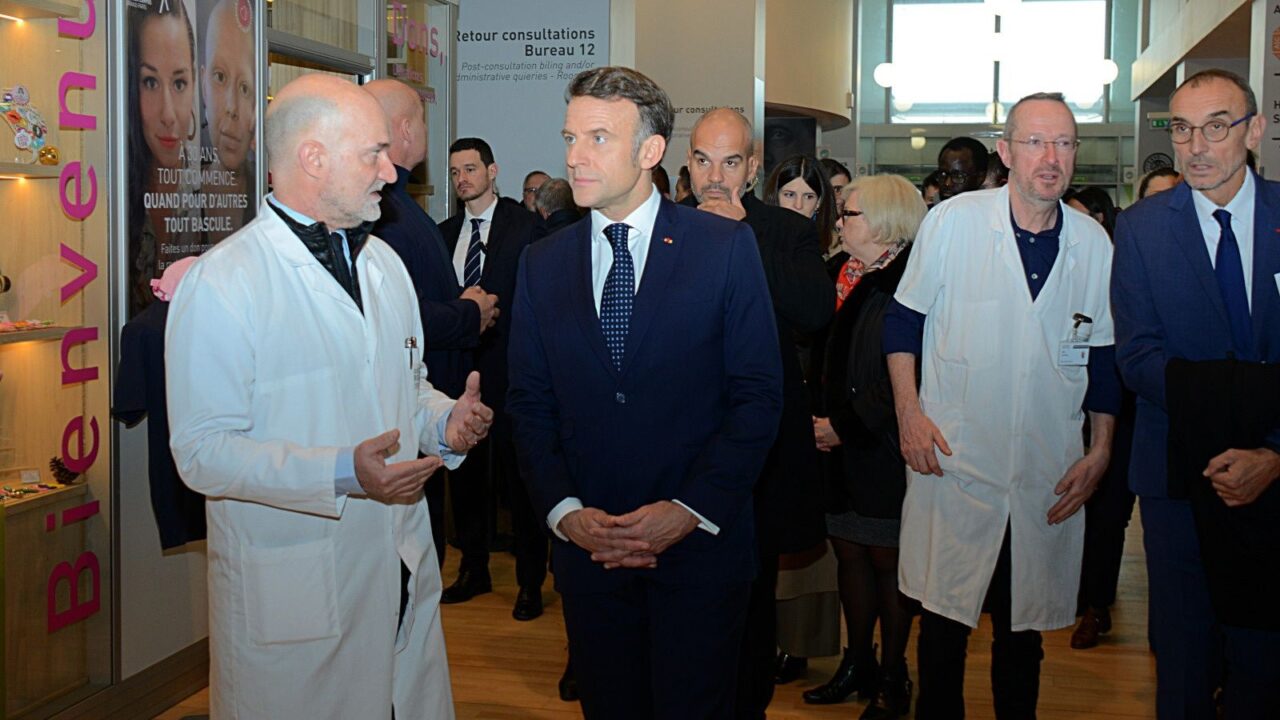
[1192,170,1256,308]
[452,194,497,285]
[546,187,719,540]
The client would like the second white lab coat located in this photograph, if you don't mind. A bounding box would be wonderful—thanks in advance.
[166,203,461,719]
[894,186,1114,631]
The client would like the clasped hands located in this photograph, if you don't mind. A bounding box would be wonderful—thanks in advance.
[558,502,701,570]
[353,371,493,504]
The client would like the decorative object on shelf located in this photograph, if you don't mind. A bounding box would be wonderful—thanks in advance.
[38,145,59,165]
[0,83,52,165]
[0,318,52,332]
[50,456,81,484]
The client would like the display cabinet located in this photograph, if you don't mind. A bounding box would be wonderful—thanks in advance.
[0,0,112,716]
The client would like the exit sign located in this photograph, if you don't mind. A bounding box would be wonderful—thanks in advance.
[1150,118,1170,129]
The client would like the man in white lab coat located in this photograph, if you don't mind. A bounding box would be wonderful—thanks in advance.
[883,92,1120,718]
[166,74,493,719]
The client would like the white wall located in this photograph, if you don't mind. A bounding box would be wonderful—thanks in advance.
[117,421,207,678]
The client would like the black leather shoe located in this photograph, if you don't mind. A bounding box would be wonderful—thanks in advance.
[1070,606,1112,649]
[559,660,579,702]
[861,666,912,719]
[802,646,879,704]
[439,569,491,604]
[512,586,544,621]
[774,652,808,684]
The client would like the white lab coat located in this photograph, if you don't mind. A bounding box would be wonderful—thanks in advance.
[166,203,460,719]
[894,186,1114,631]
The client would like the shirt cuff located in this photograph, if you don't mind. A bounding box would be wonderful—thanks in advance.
[435,413,466,470]
[673,499,720,535]
[334,447,361,497]
[547,497,584,541]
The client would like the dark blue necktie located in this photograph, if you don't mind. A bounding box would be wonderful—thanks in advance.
[1212,209,1253,356]
[600,223,634,370]
[464,218,484,287]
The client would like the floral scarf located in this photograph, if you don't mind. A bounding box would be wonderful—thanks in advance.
[834,239,909,310]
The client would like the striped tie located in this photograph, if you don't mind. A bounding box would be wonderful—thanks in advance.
[464,218,484,287]
[600,223,634,370]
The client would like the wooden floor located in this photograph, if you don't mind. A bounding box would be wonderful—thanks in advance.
[156,519,1155,719]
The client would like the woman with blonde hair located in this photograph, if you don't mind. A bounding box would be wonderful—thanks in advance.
[804,174,926,719]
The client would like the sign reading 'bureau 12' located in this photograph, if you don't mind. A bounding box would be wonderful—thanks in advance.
[47,0,104,635]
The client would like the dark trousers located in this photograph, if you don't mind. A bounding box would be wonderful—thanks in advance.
[734,552,779,719]
[1222,625,1280,719]
[448,425,548,588]
[448,432,493,573]
[499,427,549,589]
[1141,496,1222,720]
[1078,463,1136,609]
[562,576,751,720]
[915,526,1043,719]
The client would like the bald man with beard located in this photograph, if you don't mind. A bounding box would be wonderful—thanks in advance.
[166,73,493,719]
[681,107,833,718]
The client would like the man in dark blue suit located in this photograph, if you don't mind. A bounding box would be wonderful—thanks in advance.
[508,66,783,719]
[1113,69,1280,719]
[367,79,499,567]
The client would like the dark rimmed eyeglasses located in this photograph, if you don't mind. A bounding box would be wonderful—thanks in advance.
[840,210,864,219]
[1167,113,1254,144]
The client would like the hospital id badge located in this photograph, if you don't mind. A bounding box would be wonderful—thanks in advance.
[1058,341,1090,367]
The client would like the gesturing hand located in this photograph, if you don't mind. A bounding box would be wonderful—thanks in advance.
[445,371,494,454]
[589,501,700,569]
[1203,448,1280,507]
[1047,449,1108,525]
[897,408,952,476]
[559,507,654,567]
[355,429,444,504]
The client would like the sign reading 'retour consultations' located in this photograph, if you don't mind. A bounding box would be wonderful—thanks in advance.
[456,0,610,195]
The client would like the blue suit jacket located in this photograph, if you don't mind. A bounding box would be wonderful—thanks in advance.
[507,198,784,592]
[374,166,479,398]
[1112,174,1280,498]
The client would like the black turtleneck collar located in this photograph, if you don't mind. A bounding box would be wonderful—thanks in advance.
[267,198,373,312]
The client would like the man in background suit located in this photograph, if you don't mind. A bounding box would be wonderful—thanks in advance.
[508,66,783,719]
[533,177,581,239]
[367,79,499,566]
[1113,68,1280,719]
[681,107,834,718]
[438,138,543,619]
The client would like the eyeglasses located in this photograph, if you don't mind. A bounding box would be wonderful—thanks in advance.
[1167,113,1254,144]
[522,187,538,195]
[840,209,864,219]
[1008,138,1080,154]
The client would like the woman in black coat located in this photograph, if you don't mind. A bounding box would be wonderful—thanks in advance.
[802,174,926,719]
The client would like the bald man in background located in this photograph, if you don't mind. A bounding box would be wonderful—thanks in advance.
[200,0,257,241]
[368,79,499,568]
[166,73,492,719]
[682,107,833,718]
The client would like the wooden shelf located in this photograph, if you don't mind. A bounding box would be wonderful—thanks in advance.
[0,325,68,344]
[0,162,60,179]
[0,0,80,20]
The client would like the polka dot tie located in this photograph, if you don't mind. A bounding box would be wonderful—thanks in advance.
[601,223,634,371]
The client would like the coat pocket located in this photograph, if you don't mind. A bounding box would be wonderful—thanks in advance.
[242,537,341,645]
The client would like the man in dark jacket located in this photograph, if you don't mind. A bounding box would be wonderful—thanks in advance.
[367,80,499,566]
[683,107,834,718]
[438,137,543,619]
[533,177,582,239]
